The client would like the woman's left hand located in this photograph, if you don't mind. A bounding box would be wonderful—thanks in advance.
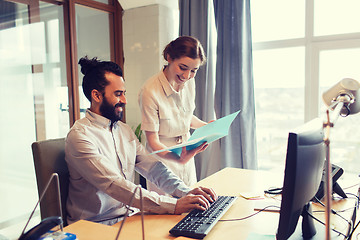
[178,142,208,164]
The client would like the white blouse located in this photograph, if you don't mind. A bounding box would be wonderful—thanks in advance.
[138,70,196,138]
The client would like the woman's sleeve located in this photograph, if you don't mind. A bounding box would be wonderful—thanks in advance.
[138,87,160,132]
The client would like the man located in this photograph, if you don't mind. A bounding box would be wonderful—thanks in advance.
[65,56,217,225]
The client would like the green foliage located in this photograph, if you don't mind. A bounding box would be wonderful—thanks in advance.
[134,123,143,143]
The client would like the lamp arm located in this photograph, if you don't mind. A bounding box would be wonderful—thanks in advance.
[328,101,345,127]
[322,78,360,239]
[114,185,145,240]
[323,101,345,240]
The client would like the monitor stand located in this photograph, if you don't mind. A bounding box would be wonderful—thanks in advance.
[288,216,345,240]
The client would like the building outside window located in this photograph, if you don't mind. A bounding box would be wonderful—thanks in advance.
[251,0,360,175]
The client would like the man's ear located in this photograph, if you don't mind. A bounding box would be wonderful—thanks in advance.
[91,89,102,103]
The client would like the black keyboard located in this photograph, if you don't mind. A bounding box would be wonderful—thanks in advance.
[169,195,237,239]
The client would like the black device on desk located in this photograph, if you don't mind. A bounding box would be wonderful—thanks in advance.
[18,173,76,240]
[264,164,347,200]
[314,163,347,200]
[276,118,327,240]
[169,195,237,239]
[18,216,63,240]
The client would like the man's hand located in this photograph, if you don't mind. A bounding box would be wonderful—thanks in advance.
[174,186,218,214]
[188,186,217,203]
[178,142,208,164]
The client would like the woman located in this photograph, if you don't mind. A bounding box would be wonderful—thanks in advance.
[138,36,210,194]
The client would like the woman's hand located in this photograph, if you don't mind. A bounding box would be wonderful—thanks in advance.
[145,131,209,164]
[178,142,208,164]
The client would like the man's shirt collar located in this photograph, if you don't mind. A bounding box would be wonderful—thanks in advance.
[86,109,114,130]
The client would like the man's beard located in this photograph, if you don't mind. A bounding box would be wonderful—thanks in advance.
[100,97,125,123]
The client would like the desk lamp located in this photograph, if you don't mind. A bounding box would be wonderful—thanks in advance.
[322,78,360,240]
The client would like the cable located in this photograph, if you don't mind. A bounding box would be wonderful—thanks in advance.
[345,190,360,239]
[349,217,360,239]
[346,193,360,202]
[219,203,347,238]
[219,205,281,222]
[313,195,353,237]
[342,183,360,191]
[218,201,351,239]
[305,208,347,238]
[314,193,360,240]
[264,187,282,195]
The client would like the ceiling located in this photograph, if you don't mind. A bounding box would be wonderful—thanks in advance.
[117,0,178,10]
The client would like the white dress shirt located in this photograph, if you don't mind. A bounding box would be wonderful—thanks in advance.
[65,109,191,224]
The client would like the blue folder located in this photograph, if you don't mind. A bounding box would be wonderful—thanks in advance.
[150,110,241,157]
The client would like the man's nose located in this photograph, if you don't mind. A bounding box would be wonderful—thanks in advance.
[120,94,127,104]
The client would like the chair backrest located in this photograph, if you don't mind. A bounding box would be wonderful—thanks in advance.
[31,138,69,226]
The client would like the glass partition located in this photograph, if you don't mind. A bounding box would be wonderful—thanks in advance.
[0,0,68,231]
[75,4,112,116]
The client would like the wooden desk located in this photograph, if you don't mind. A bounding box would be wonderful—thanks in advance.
[63,220,118,239]
[63,167,358,239]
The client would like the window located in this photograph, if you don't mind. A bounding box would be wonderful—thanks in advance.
[253,47,305,169]
[314,0,360,36]
[251,0,305,42]
[75,4,113,117]
[251,0,360,174]
[0,0,123,238]
[0,1,68,233]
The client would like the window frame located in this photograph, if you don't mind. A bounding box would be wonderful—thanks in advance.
[251,0,360,172]
[252,1,360,123]
[7,0,124,127]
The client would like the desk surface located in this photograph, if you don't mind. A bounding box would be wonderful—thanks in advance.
[64,167,358,240]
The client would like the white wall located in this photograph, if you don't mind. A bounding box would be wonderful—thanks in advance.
[119,0,178,11]
[121,2,179,131]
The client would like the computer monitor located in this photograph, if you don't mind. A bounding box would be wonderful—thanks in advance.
[276,118,325,240]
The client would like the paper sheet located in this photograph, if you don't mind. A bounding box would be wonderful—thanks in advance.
[246,233,276,240]
[150,110,241,156]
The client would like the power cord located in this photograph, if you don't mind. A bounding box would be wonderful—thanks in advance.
[219,200,349,239]
[313,195,360,239]
[304,208,347,238]
[219,205,281,222]
[313,196,352,226]
[344,192,360,239]
[219,193,358,239]
[264,187,282,195]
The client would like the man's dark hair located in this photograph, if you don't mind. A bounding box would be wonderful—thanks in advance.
[79,56,123,102]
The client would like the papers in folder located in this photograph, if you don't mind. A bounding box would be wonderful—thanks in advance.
[150,110,241,156]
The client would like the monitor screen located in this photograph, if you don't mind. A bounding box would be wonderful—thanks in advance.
[276,118,325,240]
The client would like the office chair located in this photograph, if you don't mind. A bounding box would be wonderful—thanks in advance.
[31,138,69,226]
